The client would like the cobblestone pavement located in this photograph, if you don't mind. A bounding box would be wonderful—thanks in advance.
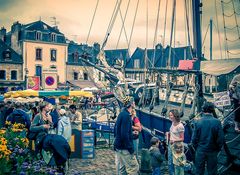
[67,147,169,175]
[68,148,116,175]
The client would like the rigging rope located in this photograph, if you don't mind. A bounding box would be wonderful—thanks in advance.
[221,0,230,59]
[101,0,123,51]
[231,0,240,39]
[184,0,192,56]
[125,0,140,67]
[161,0,168,68]
[202,24,210,47]
[115,0,131,49]
[152,0,162,67]
[86,0,99,44]
[215,0,223,59]
[167,0,176,68]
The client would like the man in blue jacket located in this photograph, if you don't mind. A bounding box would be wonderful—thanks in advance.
[191,102,224,175]
[114,96,139,175]
[6,102,31,129]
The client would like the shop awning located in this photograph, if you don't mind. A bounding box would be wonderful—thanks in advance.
[4,89,93,98]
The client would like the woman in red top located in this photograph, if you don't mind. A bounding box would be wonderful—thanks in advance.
[131,108,142,162]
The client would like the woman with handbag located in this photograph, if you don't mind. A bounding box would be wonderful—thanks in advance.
[30,101,53,153]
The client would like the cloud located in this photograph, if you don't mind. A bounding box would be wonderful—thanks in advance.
[0,0,21,11]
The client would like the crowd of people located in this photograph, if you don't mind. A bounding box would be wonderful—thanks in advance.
[113,96,226,175]
[0,99,84,173]
[0,77,239,175]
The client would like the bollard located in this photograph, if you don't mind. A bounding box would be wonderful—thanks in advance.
[140,148,152,174]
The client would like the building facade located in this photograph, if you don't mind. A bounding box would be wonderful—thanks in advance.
[0,39,23,93]
[1,21,67,88]
[66,41,105,89]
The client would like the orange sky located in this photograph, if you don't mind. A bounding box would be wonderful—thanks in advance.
[0,0,239,59]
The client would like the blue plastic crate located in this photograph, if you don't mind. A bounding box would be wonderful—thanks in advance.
[82,137,94,143]
[81,130,95,137]
[81,152,95,159]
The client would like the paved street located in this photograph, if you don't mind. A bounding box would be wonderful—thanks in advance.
[68,148,116,175]
[67,147,169,175]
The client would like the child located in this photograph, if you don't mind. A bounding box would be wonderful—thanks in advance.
[57,108,72,143]
[172,142,186,175]
[149,137,164,175]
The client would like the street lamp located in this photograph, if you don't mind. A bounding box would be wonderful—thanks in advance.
[25,68,29,90]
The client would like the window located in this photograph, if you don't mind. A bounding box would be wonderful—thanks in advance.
[73,72,78,80]
[11,70,17,80]
[51,33,56,42]
[134,59,140,68]
[73,52,79,62]
[98,72,101,81]
[36,48,42,60]
[83,73,88,80]
[36,32,42,40]
[4,49,11,60]
[50,49,57,61]
[0,70,6,80]
[36,65,42,82]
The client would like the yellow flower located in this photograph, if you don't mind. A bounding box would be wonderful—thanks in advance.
[12,128,23,132]
[5,121,11,126]
[21,138,29,146]
[0,130,6,135]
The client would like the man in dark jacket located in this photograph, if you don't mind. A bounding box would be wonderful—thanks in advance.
[114,96,139,175]
[6,102,31,129]
[191,102,224,175]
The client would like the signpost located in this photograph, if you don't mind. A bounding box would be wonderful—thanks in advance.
[27,76,40,90]
[42,73,58,90]
[213,91,231,107]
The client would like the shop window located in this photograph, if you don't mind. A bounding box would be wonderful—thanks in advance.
[11,70,17,80]
[0,70,6,80]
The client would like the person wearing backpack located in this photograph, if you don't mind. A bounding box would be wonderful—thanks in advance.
[6,102,31,129]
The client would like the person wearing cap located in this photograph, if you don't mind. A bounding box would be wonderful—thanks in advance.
[57,108,72,143]
[114,96,139,175]
[191,101,224,175]
[149,137,164,175]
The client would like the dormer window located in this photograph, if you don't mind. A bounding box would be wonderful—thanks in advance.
[36,31,42,40]
[3,49,11,60]
[73,52,79,62]
[134,59,140,68]
[51,33,56,42]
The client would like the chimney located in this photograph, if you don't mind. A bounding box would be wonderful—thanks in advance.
[0,27,6,42]
[11,21,22,54]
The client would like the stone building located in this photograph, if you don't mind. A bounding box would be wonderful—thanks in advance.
[0,20,67,88]
[0,39,23,93]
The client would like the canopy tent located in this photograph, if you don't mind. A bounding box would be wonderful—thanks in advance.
[4,89,93,98]
[201,58,240,76]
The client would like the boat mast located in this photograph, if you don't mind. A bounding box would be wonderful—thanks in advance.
[192,0,202,68]
[192,0,204,112]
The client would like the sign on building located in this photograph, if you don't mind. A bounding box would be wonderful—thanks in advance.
[27,76,40,90]
[213,91,231,107]
[42,73,58,90]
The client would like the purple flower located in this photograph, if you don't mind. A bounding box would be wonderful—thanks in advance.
[22,162,28,166]
[19,171,26,175]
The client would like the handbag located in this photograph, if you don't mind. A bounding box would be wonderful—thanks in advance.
[27,117,40,140]
[27,130,38,140]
